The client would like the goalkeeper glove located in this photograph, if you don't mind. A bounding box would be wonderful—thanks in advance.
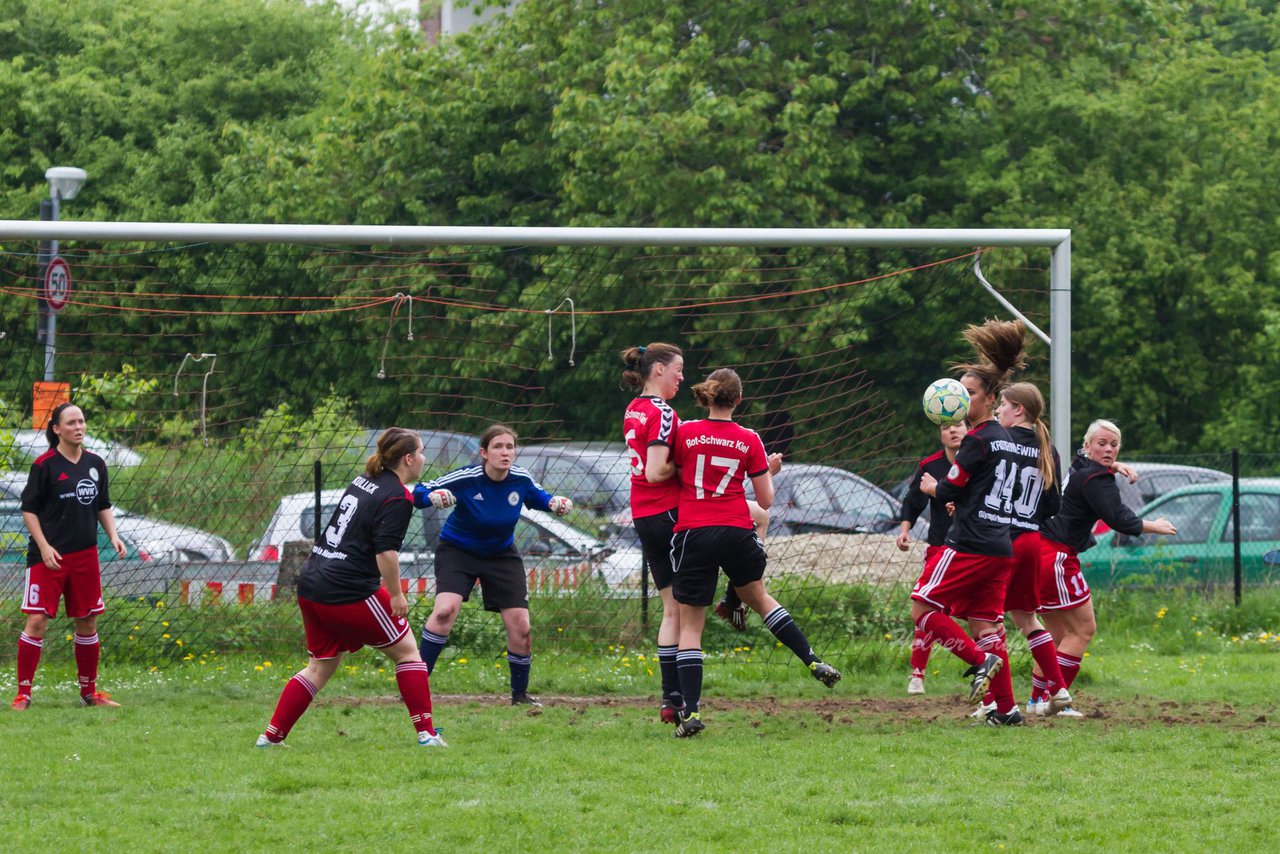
[548,496,573,516]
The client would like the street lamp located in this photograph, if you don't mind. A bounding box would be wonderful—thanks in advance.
[40,165,87,381]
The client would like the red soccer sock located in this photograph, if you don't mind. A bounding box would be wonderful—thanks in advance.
[395,661,437,736]
[74,633,101,697]
[977,631,1015,713]
[1027,629,1067,693]
[1058,652,1083,690]
[1030,674,1049,704]
[16,632,43,698]
[910,627,934,679]
[264,673,318,743]
[916,611,983,668]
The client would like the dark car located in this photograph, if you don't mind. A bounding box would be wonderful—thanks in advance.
[516,442,632,516]
[749,463,925,538]
[361,428,481,472]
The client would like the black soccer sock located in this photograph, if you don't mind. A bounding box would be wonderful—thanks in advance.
[419,629,449,673]
[721,584,741,609]
[763,606,819,666]
[675,648,704,714]
[507,649,532,698]
[657,644,680,702]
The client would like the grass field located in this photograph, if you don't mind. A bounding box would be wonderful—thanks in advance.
[3,640,1280,851]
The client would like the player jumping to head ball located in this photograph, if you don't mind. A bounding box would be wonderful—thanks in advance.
[414,424,573,707]
[14,403,126,710]
[257,428,445,748]
[667,368,839,738]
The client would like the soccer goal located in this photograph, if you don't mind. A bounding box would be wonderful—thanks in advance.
[0,221,1070,667]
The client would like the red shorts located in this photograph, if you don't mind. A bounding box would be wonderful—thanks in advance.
[22,547,105,619]
[1037,538,1091,612]
[911,546,1013,624]
[298,587,410,660]
[1005,532,1042,613]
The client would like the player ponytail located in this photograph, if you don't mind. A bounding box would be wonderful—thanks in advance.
[620,342,682,392]
[366,427,420,477]
[691,368,742,410]
[951,319,1028,397]
[45,401,75,449]
[1002,382,1055,489]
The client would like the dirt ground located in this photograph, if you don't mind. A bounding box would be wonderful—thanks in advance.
[325,692,1273,729]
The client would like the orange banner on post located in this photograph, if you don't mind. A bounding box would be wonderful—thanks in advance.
[32,381,71,430]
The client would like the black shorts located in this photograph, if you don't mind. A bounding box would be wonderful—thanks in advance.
[670,526,767,607]
[434,541,528,612]
[633,508,678,590]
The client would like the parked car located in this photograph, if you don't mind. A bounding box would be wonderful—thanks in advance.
[2,430,143,468]
[516,442,632,516]
[0,472,233,563]
[251,488,644,587]
[361,428,481,472]
[1080,479,1280,586]
[0,500,173,598]
[1097,462,1232,534]
[750,463,926,538]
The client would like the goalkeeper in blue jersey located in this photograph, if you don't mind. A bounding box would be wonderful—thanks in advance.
[413,424,573,707]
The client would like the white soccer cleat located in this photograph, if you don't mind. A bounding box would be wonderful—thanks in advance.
[907,676,926,695]
[969,699,997,718]
[418,731,449,748]
[1047,687,1073,715]
[1054,706,1085,718]
[255,734,286,748]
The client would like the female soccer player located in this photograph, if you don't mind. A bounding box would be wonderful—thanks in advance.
[988,382,1074,717]
[668,368,839,738]
[621,343,771,723]
[897,420,967,695]
[414,424,573,707]
[1037,419,1176,713]
[257,428,445,747]
[13,403,126,710]
[915,319,1027,726]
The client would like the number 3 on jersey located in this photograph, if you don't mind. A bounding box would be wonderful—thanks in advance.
[693,454,739,499]
[324,494,359,547]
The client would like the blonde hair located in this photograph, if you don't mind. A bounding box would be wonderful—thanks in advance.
[951,319,1028,397]
[691,368,742,410]
[1082,418,1122,451]
[366,428,420,477]
[1002,382,1055,488]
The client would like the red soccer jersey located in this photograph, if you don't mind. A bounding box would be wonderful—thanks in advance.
[623,395,681,518]
[672,419,768,532]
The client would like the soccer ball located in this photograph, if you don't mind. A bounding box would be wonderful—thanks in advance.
[922,378,970,426]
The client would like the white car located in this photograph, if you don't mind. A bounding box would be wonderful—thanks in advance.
[252,488,644,588]
[0,472,233,563]
[3,430,143,468]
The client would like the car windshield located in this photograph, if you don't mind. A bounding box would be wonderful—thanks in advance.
[1142,492,1222,545]
[1222,493,1280,543]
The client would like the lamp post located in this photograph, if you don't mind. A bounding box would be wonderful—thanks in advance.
[40,166,86,381]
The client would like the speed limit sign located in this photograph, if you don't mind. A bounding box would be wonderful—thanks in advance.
[44,256,71,312]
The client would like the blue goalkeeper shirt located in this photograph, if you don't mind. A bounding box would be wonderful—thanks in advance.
[413,465,553,556]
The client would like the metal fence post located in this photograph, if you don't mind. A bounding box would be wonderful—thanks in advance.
[1232,448,1241,606]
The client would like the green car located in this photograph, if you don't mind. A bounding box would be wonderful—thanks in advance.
[1079,479,1280,587]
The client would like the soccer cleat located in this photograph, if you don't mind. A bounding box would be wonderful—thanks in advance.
[907,676,926,695]
[674,711,705,738]
[417,731,449,748]
[1025,698,1049,717]
[11,695,30,711]
[809,661,842,688]
[970,699,998,718]
[254,734,286,748]
[1054,706,1085,718]
[984,707,1025,727]
[1047,687,1074,715]
[511,692,543,707]
[962,653,1003,703]
[713,599,748,632]
[659,697,686,724]
[80,691,120,708]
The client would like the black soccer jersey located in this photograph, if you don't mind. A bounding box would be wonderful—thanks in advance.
[1040,453,1144,553]
[1003,425,1062,539]
[21,448,112,565]
[934,419,1016,557]
[898,450,955,547]
[298,470,415,604]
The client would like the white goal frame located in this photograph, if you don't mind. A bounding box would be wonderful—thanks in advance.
[0,221,1072,462]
